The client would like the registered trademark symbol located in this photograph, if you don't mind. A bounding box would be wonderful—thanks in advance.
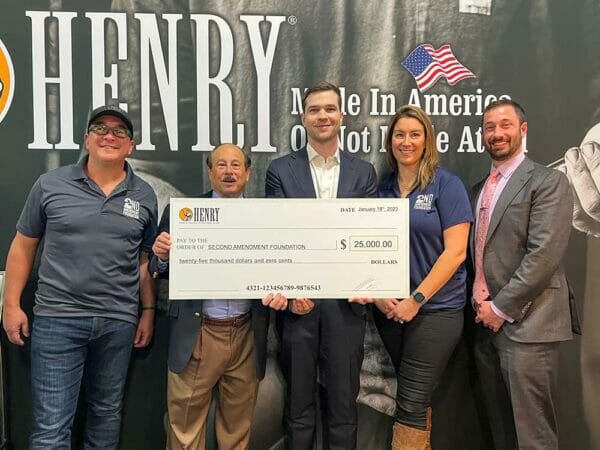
[288,15,298,25]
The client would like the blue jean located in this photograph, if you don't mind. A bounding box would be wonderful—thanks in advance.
[30,315,136,450]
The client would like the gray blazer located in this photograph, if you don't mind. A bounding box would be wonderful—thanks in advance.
[149,192,270,378]
[469,157,579,343]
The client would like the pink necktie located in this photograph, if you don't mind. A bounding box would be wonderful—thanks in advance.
[473,168,501,304]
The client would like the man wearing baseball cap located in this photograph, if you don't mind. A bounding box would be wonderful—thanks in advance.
[2,105,158,449]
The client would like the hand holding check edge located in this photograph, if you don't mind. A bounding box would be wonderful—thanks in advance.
[261,293,289,311]
[263,295,390,315]
[152,231,171,261]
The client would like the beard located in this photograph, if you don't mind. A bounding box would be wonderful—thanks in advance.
[485,133,523,162]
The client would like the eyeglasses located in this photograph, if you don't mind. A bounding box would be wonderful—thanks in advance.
[88,123,132,139]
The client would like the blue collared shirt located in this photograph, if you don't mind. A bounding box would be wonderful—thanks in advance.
[17,157,158,324]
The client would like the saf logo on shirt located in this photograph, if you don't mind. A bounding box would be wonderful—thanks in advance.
[414,194,434,211]
[123,198,140,219]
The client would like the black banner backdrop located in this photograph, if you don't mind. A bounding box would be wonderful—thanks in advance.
[0,1,598,448]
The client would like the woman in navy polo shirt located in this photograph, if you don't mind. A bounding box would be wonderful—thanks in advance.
[373,105,473,449]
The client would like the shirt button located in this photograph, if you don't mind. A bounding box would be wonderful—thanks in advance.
[194,312,201,317]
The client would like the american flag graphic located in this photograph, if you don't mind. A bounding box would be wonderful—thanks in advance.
[401,44,475,92]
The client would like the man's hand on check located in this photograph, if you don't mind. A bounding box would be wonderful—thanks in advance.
[262,293,288,310]
[348,297,376,305]
[289,298,315,315]
[152,232,171,260]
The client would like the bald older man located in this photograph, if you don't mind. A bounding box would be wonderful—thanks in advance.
[149,144,287,450]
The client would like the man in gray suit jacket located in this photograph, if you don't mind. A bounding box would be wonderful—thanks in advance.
[265,81,377,450]
[149,144,287,449]
[469,99,578,450]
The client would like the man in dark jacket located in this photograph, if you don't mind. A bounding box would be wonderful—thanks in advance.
[149,143,287,449]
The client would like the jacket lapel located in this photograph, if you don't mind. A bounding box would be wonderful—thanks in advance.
[289,147,317,198]
[486,158,534,243]
[337,151,355,198]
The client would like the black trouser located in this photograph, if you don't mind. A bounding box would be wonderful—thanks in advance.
[373,307,463,429]
[277,300,366,450]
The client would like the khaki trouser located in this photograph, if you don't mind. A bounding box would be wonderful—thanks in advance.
[167,317,258,450]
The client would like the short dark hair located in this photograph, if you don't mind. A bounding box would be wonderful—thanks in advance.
[205,144,251,169]
[482,98,526,125]
[302,81,342,111]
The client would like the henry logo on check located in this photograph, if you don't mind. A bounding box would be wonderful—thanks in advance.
[179,206,220,224]
[179,207,193,221]
[122,198,140,219]
[414,194,434,211]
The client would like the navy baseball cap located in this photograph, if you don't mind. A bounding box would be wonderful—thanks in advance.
[87,105,134,137]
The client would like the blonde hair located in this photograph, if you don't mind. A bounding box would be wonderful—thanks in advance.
[385,105,438,191]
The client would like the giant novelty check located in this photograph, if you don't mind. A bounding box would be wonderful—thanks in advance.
[169,198,409,299]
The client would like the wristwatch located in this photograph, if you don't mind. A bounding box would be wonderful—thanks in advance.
[411,289,427,305]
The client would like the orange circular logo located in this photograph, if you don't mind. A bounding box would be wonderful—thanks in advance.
[0,39,15,124]
[179,207,193,221]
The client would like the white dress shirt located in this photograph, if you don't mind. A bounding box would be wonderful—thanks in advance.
[307,144,341,199]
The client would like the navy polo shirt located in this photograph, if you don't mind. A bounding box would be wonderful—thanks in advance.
[17,157,157,324]
[379,167,473,311]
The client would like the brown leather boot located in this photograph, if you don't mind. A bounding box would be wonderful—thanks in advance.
[425,407,432,450]
[391,408,432,450]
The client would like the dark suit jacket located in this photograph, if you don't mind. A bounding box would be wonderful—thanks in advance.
[265,146,378,315]
[148,191,270,378]
[468,157,579,342]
